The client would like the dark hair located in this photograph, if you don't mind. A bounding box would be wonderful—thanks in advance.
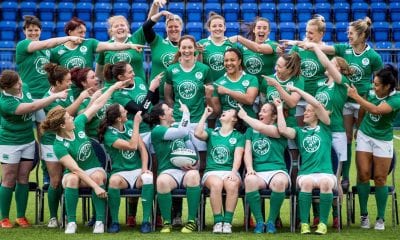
[280,52,301,77]
[146,102,166,126]
[41,106,67,134]
[224,48,245,70]
[0,70,19,89]
[70,67,92,90]
[44,63,70,86]
[64,17,86,36]
[231,109,247,134]
[103,62,129,82]
[247,17,270,41]
[172,35,197,64]
[375,64,398,93]
[98,104,122,143]
[23,15,42,30]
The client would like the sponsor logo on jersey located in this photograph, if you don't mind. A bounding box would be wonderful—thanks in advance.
[66,57,86,69]
[161,52,175,68]
[46,152,53,158]
[128,129,133,136]
[253,137,271,155]
[77,142,92,161]
[136,94,146,103]
[45,50,50,57]
[111,52,131,63]
[2,154,9,160]
[348,64,363,83]
[244,56,263,74]
[315,91,330,107]
[22,112,33,122]
[58,49,66,55]
[208,53,224,71]
[34,57,50,75]
[301,59,319,78]
[211,146,229,164]
[178,81,197,99]
[78,131,86,138]
[122,149,136,159]
[227,89,243,108]
[302,135,321,153]
[64,142,70,148]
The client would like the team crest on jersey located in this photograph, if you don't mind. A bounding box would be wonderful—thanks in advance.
[253,138,270,155]
[369,113,381,122]
[178,81,197,99]
[139,84,146,90]
[229,137,237,145]
[227,90,242,108]
[301,59,319,78]
[242,80,250,87]
[244,56,263,74]
[45,50,50,57]
[211,146,229,164]
[195,72,203,80]
[348,64,363,83]
[66,57,85,69]
[161,53,175,68]
[219,80,227,85]
[121,90,129,95]
[78,131,86,138]
[172,139,186,150]
[302,135,321,153]
[128,129,133,136]
[315,91,330,107]
[80,46,88,54]
[267,90,280,101]
[122,149,136,159]
[111,52,131,63]
[208,53,224,71]
[362,58,370,66]
[34,57,50,75]
[77,142,92,161]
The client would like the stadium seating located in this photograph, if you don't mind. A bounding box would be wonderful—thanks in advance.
[296,3,313,23]
[94,22,109,42]
[0,41,15,62]
[186,2,203,22]
[298,22,307,40]
[258,3,276,22]
[1,2,18,21]
[269,22,277,41]
[277,3,294,22]
[94,3,112,22]
[0,21,17,41]
[223,3,239,23]
[57,2,75,22]
[168,2,185,19]
[334,2,350,23]
[20,1,37,19]
[370,2,387,22]
[186,22,203,40]
[323,22,334,42]
[225,22,240,37]
[393,22,400,42]
[335,22,348,42]
[113,2,131,19]
[241,3,258,23]
[55,22,66,37]
[40,21,55,40]
[131,2,149,22]
[390,1,400,22]
[0,61,15,72]
[204,3,221,20]
[314,3,331,22]
[373,21,390,42]
[131,22,143,33]
[76,2,93,22]
[279,22,297,40]
[375,41,393,63]
[154,22,166,38]
[352,2,369,21]
[38,2,55,22]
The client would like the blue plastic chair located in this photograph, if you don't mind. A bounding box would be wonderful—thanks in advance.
[204,3,221,21]
[335,22,348,42]
[393,22,400,42]
[279,22,297,40]
[296,3,313,23]
[0,21,16,41]
[186,22,203,40]
[370,2,387,22]
[113,2,130,18]
[0,41,15,62]
[20,1,37,19]
[223,3,239,23]
[131,22,144,32]
[315,3,331,22]
[0,61,16,72]
[225,22,240,37]
[94,3,111,22]
[241,3,258,22]
[76,2,93,22]
[168,2,185,19]
[38,2,55,22]
[390,2,400,22]
[277,3,294,22]
[154,22,166,38]
[58,2,74,22]
[334,2,350,23]
[352,2,369,21]
[40,21,55,40]
[94,22,109,42]
[259,3,276,22]
[131,3,149,22]
[323,22,334,42]
[269,22,277,41]
[373,21,390,42]
[1,2,18,21]
[298,22,307,40]
[186,2,203,22]
[375,41,393,64]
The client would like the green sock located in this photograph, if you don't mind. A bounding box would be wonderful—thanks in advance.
[299,192,312,224]
[375,186,388,220]
[15,183,29,218]
[108,188,120,223]
[268,191,285,223]
[223,211,234,224]
[48,185,62,218]
[65,187,78,223]
[332,204,338,217]
[92,185,106,222]
[157,192,172,224]
[246,191,263,223]
[141,184,154,222]
[319,193,333,224]
[186,186,201,222]
[357,182,370,215]
[0,185,13,219]
[213,213,224,224]
[342,143,352,179]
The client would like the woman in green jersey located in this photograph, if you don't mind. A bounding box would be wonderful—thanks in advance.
[149,102,202,233]
[276,86,335,235]
[41,63,93,228]
[318,17,384,190]
[98,105,154,233]
[347,65,400,231]
[0,70,68,228]
[40,79,129,234]
[96,15,147,83]
[238,104,289,234]
[195,106,245,234]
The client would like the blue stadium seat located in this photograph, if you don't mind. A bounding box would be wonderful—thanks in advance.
[223,3,239,22]
[390,2,400,22]
[56,22,66,37]
[352,2,369,21]
[113,3,130,18]
[335,22,348,42]
[297,0,312,3]
[0,61,16,72]
[168,2,185,18]
[94,22,108,41]
[370,2,387,22]
[375,41,393,64]
[40,21,55,40]
[57,2,74,22]
[224,0,239,2]
[85,21,93,38]
[334,2,350,22]
[186,2,203,22]
[296,3,313,23]
[393,22,400,42]
[279,22,296,40]
[323,22,334,42]
[204,0,219,2]
[204,3,221,20]
[314,3,331,22]
[298,22,307,40]
[0,41,16,62]
[0,21,17,41]
[373,21,390,42]
[131,22,143,32]
[131,3,149,22]
[269,22,277,41]
[241,3,258,22]
[38,2,55,22]
[186,22,203,40]
[20,2,37,19]
[94,3,111,21]
[225,22,240,37]
[76,2,93,22]
[277,3,294,22]
[1,2,18,21]
[375,41,393,49]
[259,3,275,22]
[154,22,166,38]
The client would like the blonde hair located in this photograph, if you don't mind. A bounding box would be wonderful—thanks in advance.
[41,106,67,134]
[107,15,130,37]
[307,14,326,33]
[166,14,183,28]
[349,17,372,42]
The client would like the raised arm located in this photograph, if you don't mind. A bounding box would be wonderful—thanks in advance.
[164,83,174,107]
[263,75,301,108]
[230,35,274,54]
[205,85,221,117]
[111,112,142,151]
[96,41,146,53]
[148,0,167,20]
[237,105,280,138]
[66,88,93,116]
[275,99,296,139]
[216,84,258,106]
[27,36,82,53]
[15,89,68,115]
[194,106,213,141]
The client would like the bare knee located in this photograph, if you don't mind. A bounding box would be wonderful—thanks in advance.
[270,174,288,192]
[244,175,259,192]
[299,178,313,192]
[90,171,106,185]
[184,170,200,187]
[64,174,80,188]
[109,175,124,189]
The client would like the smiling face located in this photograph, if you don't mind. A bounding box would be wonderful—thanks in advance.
[24,24,41,41]
[258,103,276,124]
[347,26,364,46]
[109,18,129,41]
[56,73,72,91]
[179,38,196,62]
[117,64,135,84]
[303,104,318,125]
[372,76,390,98]
[118,104,128,124]
[305,24,323,43]
[224,50,241,75]
[166,19,182,42]
[82,70,99,91]
[208,18,226,39]
[253,20,270,43]
[275,57,290,80]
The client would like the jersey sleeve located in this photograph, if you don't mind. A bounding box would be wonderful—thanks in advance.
[131,27,146,45]
[387,93,400,111]
[53,142,69,159]
[333,43,346,57]
[15,39,31,64]
[104,129,119,148]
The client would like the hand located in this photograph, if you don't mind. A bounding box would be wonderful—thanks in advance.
[55,89,69,100]
[134,111,143,124]
[94,186,107,198]
[225,172,238,182]
[141,169,152,175]
[178,99,189,113]
[262,75,279,87]
[228,35,239,43]
[153,0,167,8]
[203,105,213,117]
[91,89,103,100]
[279,39,299,47]
[130,44,148,52]
[246,169,256,176]
[68,36,83,45]
[286,85,297,93]
[273,98,283,108]
[205,84,214,97]
[345,83,358,99]
[113,79,131,89]
[149,72,163,91]
[299,41,316,51]
[78,87,93,100]
[237,104,247,119]
[181,164,197,171]
[216,85,229,95]
[196,43,205,53]
[276,44,286,55]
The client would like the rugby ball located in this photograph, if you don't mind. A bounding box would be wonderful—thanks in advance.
[170,148,198,168]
